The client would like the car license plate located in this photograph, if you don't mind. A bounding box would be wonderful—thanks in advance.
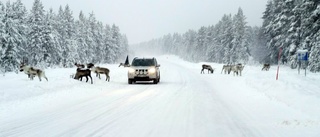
[137,74,146,77]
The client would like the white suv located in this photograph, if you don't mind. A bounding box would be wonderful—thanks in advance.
[128,57,160,84]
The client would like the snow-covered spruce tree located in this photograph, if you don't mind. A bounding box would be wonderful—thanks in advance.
[12,0,28,63]
[94,22,105,64]
[211,21,225,63]
[303,0,320,72]
[264,0,295,65]
[309,33,320,72]
[285,0,303,68]
[1,1,22,73]
[203,25,215,62]
[171,33,183,57]
[231,8,250,63]
[83,12,96,64]
[103,24,113,63]
[162,34,173,55]
[27,0,46,67]
[249,26,270,64]
[0,2,6,73]
[110,24,122,63]
[63,5,77,67]
[55,6,68,67]
[118,34,129,62]
[182,30,197,62]
[220,14,234,64]
[196,26,208,62]
[276,0,296,67]
[74,11,88,64]
[42,8,60,67]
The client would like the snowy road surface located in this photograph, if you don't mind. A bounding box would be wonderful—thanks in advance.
[1,55,320,137]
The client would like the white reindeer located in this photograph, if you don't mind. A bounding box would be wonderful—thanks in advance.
[19,63,48,81]
[231,64,244,76]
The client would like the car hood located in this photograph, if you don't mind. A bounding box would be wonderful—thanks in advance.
[130,66,155,69]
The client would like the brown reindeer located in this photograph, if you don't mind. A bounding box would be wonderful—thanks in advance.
[74,68,93,84]
[86,63,95,68]
[74,63,85,68]
[91,66,110,81]
[19,63,48,81]
[262,63,270,71]
[201,64,214,74]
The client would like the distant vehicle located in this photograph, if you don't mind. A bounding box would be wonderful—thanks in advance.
[128,57,160,84]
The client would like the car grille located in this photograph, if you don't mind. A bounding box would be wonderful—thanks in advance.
[135,69,148,75]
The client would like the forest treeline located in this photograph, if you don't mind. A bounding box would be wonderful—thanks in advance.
[133,0,320,72]
[0,0,129,73]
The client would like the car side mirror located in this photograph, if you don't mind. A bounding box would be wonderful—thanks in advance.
[157,64,160,67]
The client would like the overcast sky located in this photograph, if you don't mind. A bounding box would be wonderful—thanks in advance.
[19,0,268,45]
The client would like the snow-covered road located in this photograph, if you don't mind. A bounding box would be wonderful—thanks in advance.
[1,56,320,137]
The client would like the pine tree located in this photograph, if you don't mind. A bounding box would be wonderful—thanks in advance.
[220,14,234,63]
[1,1,21,72]
[27,0,45,67]
[111,24,121,63]
[0,2,7,73]
[196,26,208,62]
[42,8,60,67]
[63,5,77,67]
[231,8,249,63]
[12,0,28,61]
[103,24,113,63]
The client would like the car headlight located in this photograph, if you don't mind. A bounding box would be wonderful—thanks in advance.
[128,68,135,73]
[149,68,156,73]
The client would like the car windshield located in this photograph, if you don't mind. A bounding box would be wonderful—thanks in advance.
[132,59,155,66]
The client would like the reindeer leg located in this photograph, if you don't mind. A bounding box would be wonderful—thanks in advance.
[85,76,89,82]
[38,75,42,81]
[105,74,110,81]
[89,75,93,84]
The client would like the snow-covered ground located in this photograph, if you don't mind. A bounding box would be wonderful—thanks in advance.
[1,55,320,137]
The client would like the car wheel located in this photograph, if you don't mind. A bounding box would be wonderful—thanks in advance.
[128,79,133,84]
[153,79,158,84]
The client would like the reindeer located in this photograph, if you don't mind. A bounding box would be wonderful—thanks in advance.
[74,68,93,84]
[19,63,48,81]
[221,64,232,74]
[231,64,245,76]
[119,55,130,67]
[201,64,214,74]
[74,63,85,68]
[91,66,110,81]
[118,63,130,67]
[262,63,270,71]
[86,63,95,68]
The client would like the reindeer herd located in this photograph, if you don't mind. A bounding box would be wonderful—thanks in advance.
[19,62,110,84]
[201,63,245,76]
[201,63,270,76]
[73,63,110,84]
[19,61,270,83]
